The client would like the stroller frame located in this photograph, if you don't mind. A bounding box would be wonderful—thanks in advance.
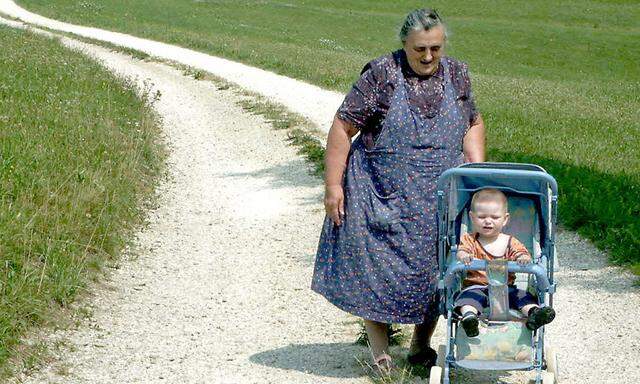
[433,162,559,384]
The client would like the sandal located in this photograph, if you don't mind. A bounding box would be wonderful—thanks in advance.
[372,353,395,376]
[460,312,480,337]
[407,346,437,368]
[526,306,556,331]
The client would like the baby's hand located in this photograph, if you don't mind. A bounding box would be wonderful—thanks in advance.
[516,253,531,265]
[458,251,473,266]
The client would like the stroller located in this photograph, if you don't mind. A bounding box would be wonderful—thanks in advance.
[430,163,559,384]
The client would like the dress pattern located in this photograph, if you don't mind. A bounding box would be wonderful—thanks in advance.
[311,54,472,324]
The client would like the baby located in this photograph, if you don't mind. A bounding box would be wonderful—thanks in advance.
[455,188,555,337]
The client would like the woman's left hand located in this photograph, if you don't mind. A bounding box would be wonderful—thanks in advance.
[463,114,485,163]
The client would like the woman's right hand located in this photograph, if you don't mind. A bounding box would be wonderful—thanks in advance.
[323,116,357,227]
[324,184,345,226]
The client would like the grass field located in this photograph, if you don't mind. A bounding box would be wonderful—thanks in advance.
[10,1,640,260]
[0,25,165,372]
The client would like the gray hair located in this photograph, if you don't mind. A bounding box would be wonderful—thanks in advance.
[399,8,448,43]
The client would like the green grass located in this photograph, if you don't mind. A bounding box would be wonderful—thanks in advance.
[0,25,165,373]
[14,1,640,271]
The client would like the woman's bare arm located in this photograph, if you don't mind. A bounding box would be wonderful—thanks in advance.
[463,113,485,163]
[324,115,359,225]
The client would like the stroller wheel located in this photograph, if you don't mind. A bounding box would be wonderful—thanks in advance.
[545,346,560,382]
[436,344,446,368]
[429,366,442,384]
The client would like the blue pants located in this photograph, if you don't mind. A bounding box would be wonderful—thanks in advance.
[455,286,537,314]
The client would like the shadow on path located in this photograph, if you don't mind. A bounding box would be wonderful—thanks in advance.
[249,342,366,378]
[223,159,322,190]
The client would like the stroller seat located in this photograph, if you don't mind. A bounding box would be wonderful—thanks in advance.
[454,259,534,370]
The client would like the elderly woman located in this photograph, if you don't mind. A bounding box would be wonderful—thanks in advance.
[311,8,485,372]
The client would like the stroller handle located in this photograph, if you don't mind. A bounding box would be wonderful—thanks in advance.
[443,260,551,291]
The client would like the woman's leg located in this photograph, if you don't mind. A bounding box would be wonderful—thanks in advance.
[363,319,390,359]
[409,317,438,354]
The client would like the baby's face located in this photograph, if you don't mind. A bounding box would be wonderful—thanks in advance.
[470,200,509,239]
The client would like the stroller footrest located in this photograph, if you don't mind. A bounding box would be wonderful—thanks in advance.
[454,359,533,371]
[455,321,534,366]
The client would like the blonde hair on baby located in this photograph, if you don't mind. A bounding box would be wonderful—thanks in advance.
[470,188,508,213]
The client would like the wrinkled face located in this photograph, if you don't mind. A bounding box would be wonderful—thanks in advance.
[470,201,510,239]
[403,25,445,76]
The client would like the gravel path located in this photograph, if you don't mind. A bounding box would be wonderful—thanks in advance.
[2,6,640,384]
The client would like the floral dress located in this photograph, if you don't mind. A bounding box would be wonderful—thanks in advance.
[312,51,478,324]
